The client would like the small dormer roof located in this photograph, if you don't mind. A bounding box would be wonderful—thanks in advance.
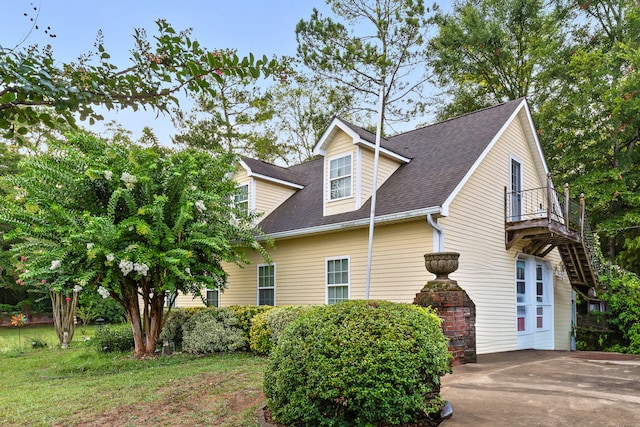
[313,117,411,163]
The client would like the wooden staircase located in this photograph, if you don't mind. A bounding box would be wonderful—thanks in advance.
[505,175,599,292]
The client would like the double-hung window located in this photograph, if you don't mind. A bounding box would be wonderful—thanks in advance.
[235,184,249,214]
[329,155,352,200]
[258,264,275,306]
[165,292,177,308]
[327,257,349,304]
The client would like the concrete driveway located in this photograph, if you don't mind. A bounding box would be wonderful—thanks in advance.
[440,350,640,427]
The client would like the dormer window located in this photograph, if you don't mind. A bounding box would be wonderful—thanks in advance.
[235,184,249,214]
[329,154,352,200]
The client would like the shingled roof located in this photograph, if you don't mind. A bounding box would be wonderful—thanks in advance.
[241,157,307,187]
[256,98,526,237]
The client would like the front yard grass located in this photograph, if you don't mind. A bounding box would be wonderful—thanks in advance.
[0,325,267,426]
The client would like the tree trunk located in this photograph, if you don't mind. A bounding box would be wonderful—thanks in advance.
[144,290,166,354]
[50,290,79,348]
[118,282,148,358]
[118,279,166,358]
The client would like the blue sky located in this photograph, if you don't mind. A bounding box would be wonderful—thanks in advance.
[2,0,333,145]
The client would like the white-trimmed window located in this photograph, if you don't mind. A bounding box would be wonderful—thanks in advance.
[258,264,275,306]
[235,184,249,214]
[329,155,352,200]
[206,289,219,307]
[165,292,177,308]
[326,257,349,304]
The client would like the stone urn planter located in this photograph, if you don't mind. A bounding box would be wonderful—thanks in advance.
[422,252,461,291]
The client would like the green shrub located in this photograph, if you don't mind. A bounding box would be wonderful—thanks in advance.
[181,308,246,354]
[94,324,134,352]
[600,265,640,354]
[264,300,451,426]
[16,299,33,313]
[160,308,190,348]
[0,303,16,314]
[227,305,273,349]
[249,305,311,355]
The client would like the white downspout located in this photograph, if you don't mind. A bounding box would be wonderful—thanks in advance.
[427,213,444,252]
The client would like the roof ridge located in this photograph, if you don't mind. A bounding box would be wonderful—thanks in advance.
[389,97,525,140]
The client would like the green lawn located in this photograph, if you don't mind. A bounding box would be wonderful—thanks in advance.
[0,325,267,427]
[0,324,86,352]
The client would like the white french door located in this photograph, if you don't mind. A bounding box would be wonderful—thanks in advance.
[516,257,554,349]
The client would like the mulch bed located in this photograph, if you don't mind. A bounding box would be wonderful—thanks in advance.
[257,406,444,427]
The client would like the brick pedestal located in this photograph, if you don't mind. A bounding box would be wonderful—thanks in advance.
[415,252,476,365]
[414,289,476,365]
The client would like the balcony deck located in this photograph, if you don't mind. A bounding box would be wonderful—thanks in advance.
[505,176,599,291]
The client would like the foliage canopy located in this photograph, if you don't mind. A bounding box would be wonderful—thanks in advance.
[0,134,269,356]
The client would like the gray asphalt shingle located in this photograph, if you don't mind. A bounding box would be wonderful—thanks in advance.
[254,99,524,235]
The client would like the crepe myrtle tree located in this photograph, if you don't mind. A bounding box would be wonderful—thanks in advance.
[0,134,269,357]
[0,19,280,146]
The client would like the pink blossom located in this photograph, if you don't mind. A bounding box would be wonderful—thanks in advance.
[65,297,71,302]
[41,279,47,284]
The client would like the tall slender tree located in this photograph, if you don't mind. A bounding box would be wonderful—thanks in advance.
[296,0,435,132]
[172,49,284,162]
[264,70,355,164]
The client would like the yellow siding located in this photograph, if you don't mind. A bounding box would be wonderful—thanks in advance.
[254,179,296,222]
[550,249,573,350]
[325,131,356,215]
[360,148,402,205]
[234,169,250,187]
[440,115,571,354]
[174,292,207,308]
[182,111,574,354]
[220,220,433,306]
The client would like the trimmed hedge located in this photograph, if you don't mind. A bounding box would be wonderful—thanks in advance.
[249,305,311,355]
[227,305,273,348]
[264,300,451,426]
[181,308,246,354]
[159,306,272,353]
[159,307,206,348]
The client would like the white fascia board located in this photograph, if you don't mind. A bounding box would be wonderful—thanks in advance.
[260,206,442,240]
[441,99,527,216]
[356,139,411,163]
[313,117,357,156]
[250,177,257,211]
[520,101,551,182]
[238,159,251,175]
[250,173,304,190]
[313,118,410,164]
[238,159,303,190]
